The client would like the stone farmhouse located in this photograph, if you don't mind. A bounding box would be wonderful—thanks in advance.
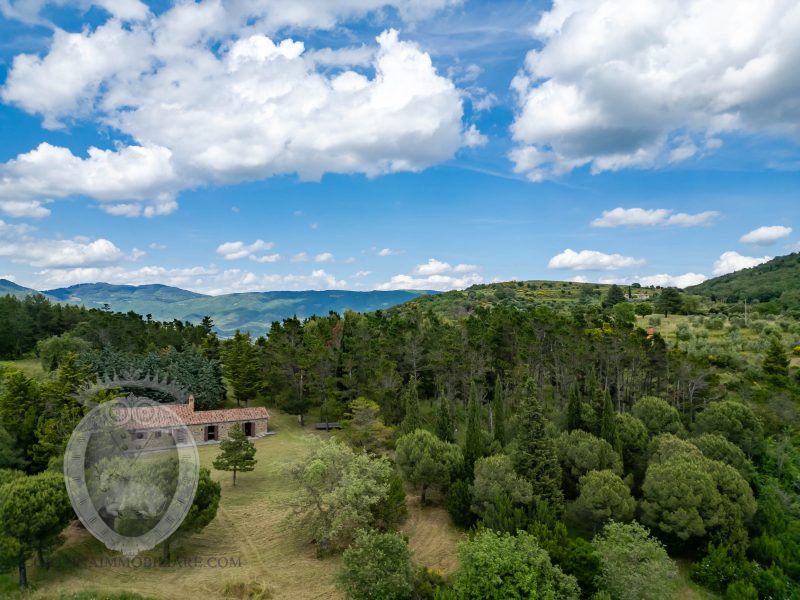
[127,396,270,450]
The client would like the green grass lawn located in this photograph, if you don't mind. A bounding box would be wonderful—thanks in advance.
[0,357,46,380]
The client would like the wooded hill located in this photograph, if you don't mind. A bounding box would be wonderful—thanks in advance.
[687,252,800,309]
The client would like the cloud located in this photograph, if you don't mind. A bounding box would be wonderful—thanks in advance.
[636,273,708,288]
[0,237,138,268]
[1,16,468,216]
[453,263,479,273]
[314,252,335,263]
[250,253,282,264]
[0,200,52,218]
[591,207,719,228]
[414,258,452,275]
[548,249,645,271]
[510,0,800,180]
[739,225,793,245]
[463,124,488,147]
[378,258,483,290]
[0,218,142,268]
[290,252,310,262]
[0,142,179,217]
[216,239,275,260]
[377,247,402,256]
[354,270,372,277]
[712,251,772,276]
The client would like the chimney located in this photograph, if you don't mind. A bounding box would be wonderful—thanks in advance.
[187,395,195,412]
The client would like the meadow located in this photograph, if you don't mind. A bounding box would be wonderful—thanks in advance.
[10,411,462,600]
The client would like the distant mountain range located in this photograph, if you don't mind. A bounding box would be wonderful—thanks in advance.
[3,252,797,335]
[0,280,434,336]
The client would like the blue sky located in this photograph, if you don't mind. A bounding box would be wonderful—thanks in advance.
[0,0,798,294]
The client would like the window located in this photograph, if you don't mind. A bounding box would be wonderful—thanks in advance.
[155,430,162,439]
[244,422,254,437]
[205,425,217,441]
[136,432,144,440]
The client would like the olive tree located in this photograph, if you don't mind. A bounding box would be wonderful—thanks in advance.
[290,439,394,554]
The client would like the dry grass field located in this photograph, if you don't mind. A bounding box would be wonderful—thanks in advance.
[20,411,461,600]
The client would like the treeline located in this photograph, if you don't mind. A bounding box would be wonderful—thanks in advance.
[224,303,720,426]
[0,293,214,360]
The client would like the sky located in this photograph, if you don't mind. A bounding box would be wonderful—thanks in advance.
[0,0,798,295]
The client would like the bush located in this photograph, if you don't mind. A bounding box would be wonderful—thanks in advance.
[689,544,743,592]
[445,479,476,529]
[338,530,416,600]
[452,529,580,599]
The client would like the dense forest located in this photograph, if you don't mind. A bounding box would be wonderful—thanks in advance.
[0,281,799,598]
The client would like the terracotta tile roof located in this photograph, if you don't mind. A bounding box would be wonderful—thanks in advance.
[126,398,269,430]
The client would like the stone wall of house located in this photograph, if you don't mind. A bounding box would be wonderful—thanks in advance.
[129,418,268,450]
[129,428,182,451]
[188,418,268,443]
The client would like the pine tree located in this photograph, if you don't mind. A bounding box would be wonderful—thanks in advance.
[603,284,627,309]
[400,377,422,434]
[512,379,563,518]
[598,390,621,452]
[434,391,455,443]
[763,337,789,378]
[464,382,485,473]
[493,377,507,446]
[212,423,257,486]
[566,381,583,432]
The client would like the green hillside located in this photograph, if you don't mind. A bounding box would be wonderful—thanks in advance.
[687,252,800,307]
[0,278,52,300]
[393,279,659,319]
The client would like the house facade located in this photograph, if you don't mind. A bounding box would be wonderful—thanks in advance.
[127,396,270,450]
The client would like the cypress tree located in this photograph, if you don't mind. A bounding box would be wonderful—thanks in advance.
[566,381,583,432]
[464,382,485,473]
[492,377,506,446]
[434,391,455,443]
[512,378,564,518]
[400,377,422,434]
[598,390,621,453]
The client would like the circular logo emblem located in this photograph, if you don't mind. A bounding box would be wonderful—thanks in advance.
[64,381,199,557]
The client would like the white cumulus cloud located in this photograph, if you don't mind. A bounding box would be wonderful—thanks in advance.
[739,225,793,245]
[548,249,645,271]
[712,251,772,276]
[510,0,800,180]
[216,239,275,260]
[1,15,468,216]
[378,258,483,291]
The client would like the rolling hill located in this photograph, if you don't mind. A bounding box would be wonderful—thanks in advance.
[686,252,800,305]
[390,279,660,320]
[0,279,433,336]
